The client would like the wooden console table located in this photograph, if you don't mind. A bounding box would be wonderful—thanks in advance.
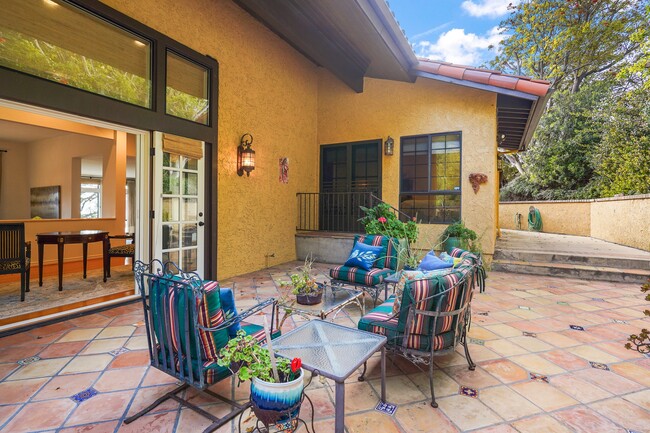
[36,230,109,291]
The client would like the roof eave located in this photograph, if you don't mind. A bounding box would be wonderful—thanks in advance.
[518,87,553,151]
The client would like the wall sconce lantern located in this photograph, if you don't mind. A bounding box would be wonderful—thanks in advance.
[237,133,255,176]
[384,136,394,156]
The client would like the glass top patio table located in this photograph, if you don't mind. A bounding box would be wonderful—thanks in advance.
[275,284,364,328]
[270,320,387,433]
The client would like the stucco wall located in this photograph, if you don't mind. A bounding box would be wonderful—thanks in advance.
[103,0,320,279]
[317,71,498,257]
[591,195,650,251]
[499,195,650,251]
[499,201,591,236]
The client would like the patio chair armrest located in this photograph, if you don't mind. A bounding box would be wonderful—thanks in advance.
[198,297,277,333]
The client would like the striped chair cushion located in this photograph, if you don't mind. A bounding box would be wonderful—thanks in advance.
[150,277,229,364]
[160,321,281,385]
[329,265,392,286]
[358,297,456,351]
[396,269,472,336]
[354,234,398,270]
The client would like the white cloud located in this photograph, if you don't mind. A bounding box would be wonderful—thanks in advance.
[415,26,505,66]
[461,0,520,18]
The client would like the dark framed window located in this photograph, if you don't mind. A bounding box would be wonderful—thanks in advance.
[399,132,461,223]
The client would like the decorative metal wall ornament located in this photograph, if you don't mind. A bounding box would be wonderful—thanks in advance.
[279,157,289,183]
[237,133,255,176]
[468,173,488,193]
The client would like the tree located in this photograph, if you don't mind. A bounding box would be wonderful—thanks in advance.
[492,0,646,93]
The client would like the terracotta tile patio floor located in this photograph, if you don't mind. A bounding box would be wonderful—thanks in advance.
[1,262,649,432]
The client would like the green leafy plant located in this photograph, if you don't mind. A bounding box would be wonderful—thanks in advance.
[359,203,418,244]
[280,256,322,296]
[625,278,650,354]
[217,330,302,383]
[439,221,481,253]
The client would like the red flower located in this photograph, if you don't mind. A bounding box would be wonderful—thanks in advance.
[290,357,302,373]
[378,217,387,223]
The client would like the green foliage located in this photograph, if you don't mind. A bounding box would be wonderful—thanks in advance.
[491,0,646,93]
[596,87,650,196]
[217,330,299,383]
[280,256,322,296]
[439,221,481,253]
[360,203,418,244]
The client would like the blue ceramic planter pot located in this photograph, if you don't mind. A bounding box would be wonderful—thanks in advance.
[251,368,304,430]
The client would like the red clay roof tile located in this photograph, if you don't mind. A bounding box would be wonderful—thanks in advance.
[414,58,550,97]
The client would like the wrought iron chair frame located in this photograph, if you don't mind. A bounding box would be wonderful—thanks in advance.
[0,223,31,302]
[125,259,276,432]
[359,262,482,408]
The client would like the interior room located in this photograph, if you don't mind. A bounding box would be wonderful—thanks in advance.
[0,106,139,325]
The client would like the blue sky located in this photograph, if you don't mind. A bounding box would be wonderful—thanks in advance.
[387,0,519,66]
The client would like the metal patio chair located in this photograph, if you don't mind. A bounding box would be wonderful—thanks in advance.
[357,248,486,407]
[125,259,277,432]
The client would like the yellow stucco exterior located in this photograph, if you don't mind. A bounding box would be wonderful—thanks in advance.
[317,70,498,259]
[101,0,500,277]
[103,0,321,278]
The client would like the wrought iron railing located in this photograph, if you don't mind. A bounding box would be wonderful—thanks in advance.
[296,192,412,233]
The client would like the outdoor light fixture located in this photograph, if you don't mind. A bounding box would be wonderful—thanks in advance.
[237,133,255,176]
[384,136,394,156]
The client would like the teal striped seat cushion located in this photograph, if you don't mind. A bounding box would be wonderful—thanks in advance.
[358,297,455,352]
[329,265,392,286]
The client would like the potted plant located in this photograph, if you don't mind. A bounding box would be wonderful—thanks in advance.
[359,202,418,244]
[218,330,304,430]
[439,220,480,253]
[281,256,323,305]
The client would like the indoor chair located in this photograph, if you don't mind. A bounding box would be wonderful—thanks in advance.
[357,248,486,407]
[125,259,279,432]
[103,233,135,279]
[0,223,31,301]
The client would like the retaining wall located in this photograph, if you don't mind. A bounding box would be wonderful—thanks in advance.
[499,194,650,251]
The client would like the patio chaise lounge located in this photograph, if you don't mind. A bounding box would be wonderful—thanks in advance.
[357,248,486,407]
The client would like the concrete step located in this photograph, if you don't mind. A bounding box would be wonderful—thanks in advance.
[492,259,650,284]
[493,249,650,271]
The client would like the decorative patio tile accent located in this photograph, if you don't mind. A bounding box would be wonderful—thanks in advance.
[477,311,489,316]
[529,372,549,383]
[468,338,485,346]
[375,401,397,415]
[613,319,628,324]
[17,356,41,366]
[628,430,642,433]
[70,387,98,403]
[591,298,605,302]
[569,325,585,331]
[109,347,130,357]
[589,361,610,371]
[522,332,537,338]
[459,386,478,398]
[557,301,569,305]
[518,306,531,310]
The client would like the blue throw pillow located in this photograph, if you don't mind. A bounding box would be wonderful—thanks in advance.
[417,251,453,271]
[344,241,383,271]
[219,287,241,337]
